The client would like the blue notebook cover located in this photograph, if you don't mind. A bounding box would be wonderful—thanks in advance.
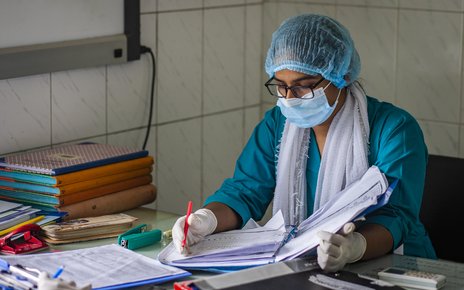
[0,169,60,186]
[0,179,61,194]
[0,142,148,176]
[0,197,61,212]
[0,188,60,205]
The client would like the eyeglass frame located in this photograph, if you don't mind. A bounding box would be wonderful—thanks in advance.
[264,76,325,99]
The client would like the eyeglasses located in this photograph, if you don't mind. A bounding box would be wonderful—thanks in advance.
[264,77,325,99]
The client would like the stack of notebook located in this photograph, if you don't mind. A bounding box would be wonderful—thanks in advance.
[0,142,157,220]
[0,199,62,237]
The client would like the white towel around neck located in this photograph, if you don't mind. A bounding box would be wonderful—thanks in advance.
[273,82,370,227]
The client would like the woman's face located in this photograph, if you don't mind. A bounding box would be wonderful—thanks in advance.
[274,69,341,106]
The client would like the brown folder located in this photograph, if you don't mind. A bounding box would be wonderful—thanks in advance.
[60,184,157,220]
[58,174,152,206]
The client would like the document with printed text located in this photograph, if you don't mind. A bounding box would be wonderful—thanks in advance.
[158,166,396,271]
[0,244,190,290]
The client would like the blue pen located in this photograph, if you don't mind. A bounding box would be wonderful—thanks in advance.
[52,266,64,279]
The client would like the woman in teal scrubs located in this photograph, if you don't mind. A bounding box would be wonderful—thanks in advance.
[172,13,436,272]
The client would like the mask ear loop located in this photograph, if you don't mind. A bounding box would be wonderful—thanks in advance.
[322,81,332,91]
[323,81,342,107]
[332,87,342,107]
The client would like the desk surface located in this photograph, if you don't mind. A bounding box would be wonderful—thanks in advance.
[48,207,205,289]
[48,207,179,260]
[47,208,464,290]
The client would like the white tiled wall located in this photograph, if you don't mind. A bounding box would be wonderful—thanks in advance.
[203,7,245,114]
[263,0,464,160]
[51,68,106,143]
[157,10,202,123]
[1,0,463,215]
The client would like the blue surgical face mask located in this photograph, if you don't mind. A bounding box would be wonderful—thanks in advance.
[277,82,340,128]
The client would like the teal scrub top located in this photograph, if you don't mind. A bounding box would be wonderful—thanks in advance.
[204,96,437,259]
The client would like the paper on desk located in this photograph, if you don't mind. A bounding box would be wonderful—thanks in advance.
[0,244,189,289]
[158,166,389,270]
[158,212,286,268]
[276,166,388,261]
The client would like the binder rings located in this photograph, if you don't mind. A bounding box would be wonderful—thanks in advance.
[0,156,154,186]
[0,142,149,175]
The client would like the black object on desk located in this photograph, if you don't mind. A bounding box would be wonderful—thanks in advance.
[420,154,464,263]
[188,257,404,290]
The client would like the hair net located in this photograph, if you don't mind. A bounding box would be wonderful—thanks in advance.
[265,14,360,88]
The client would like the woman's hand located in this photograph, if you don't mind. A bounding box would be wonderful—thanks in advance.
[172,208,217,254]
[316,222,367,272]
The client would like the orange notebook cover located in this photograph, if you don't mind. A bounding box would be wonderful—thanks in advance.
[0,167,152,195]
[59,174,152,206]
[58,167,152,195]
[0,175,153,207]
[0,156,154,186]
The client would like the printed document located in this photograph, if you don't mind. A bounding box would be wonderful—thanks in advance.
[0,244,189,289]
[158,166,392,270]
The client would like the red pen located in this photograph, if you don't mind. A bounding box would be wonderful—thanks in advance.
[181,201,193,251]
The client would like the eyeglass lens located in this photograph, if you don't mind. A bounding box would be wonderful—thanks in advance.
[265,77,324,98]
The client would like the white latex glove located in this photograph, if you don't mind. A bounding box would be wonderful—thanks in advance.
[172,208,218,255]
[316,222,367,272]
[38,272,92,290]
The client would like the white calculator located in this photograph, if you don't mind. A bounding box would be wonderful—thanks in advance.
[378,267,446,290]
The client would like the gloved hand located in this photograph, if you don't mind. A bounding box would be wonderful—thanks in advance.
[316,222,367,272]
[172,208,218,255]
[38,272,92,290]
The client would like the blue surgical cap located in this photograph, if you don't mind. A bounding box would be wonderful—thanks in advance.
[265,14,360,88]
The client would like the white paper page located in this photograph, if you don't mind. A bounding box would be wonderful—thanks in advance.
[298,182,382,234]
[298,166,387,232]
[188,230,285,256]
[258,209,286,230]
[158,168,389,269]
[178,251,276,263]
[186,212,286,257]
[158,212,286,266]
[275,182,384,261]
[161,244,275,268]
[0,244,188,289]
